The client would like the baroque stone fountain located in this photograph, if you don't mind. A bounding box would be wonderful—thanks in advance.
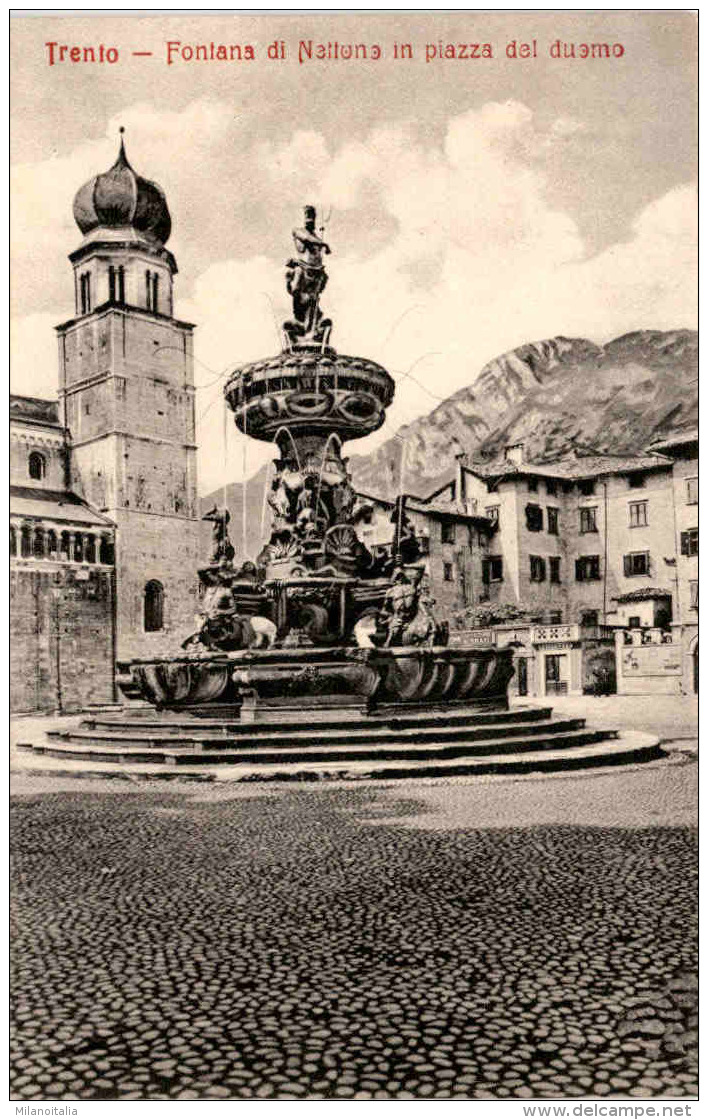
[21,210,658,777]
[118,206,516,716]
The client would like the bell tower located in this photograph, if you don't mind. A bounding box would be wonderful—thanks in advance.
[56,130,202,657]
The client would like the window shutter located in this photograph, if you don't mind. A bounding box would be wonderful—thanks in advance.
[540,558,546,582]
[681,531,689,556]
[482,558,490,584]
[575,558,583,581]
[623,554,632,577]
[591,557,600,580]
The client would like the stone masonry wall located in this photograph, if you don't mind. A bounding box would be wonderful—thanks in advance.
[10,566,115,713]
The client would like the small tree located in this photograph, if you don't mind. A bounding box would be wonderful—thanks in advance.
[453,602,530,630]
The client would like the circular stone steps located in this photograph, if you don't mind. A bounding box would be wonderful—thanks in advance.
[14,702,663,781]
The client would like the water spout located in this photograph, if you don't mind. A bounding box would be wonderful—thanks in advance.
[273,425,302,472]
[315,432,342,525]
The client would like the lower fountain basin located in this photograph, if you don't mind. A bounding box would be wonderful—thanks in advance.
[117,645,515,714]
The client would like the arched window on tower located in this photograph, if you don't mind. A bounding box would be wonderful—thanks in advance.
[33,527,45,559]
[10,526,17,557]
[28,452,46,481]
[144,580,164,632]
[80,272,92,314]
[145,269,160,312]
[20,526,31,558]
[109,266,125,305]
[46,530,57,559]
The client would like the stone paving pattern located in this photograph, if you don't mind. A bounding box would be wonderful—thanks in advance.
[11,758,697,1101]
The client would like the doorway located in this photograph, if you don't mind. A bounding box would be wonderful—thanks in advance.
[693,643,698,694]
[545,653,568,695]
[517,656,528,696]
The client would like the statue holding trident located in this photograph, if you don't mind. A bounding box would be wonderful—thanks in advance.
[283,206,333,347]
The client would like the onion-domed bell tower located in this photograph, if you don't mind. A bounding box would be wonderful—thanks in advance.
[55,130,201,657]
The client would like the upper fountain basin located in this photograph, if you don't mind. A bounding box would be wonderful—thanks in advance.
[224,345,395,444]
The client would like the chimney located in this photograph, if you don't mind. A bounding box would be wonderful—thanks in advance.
[454,446,468,505]
[504,442,524,466]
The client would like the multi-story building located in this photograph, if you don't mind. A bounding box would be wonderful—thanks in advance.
[10,395,116,712]
[353,490,495,616]
[413,440,697,697]
[644,429,698,694]
[11,137,203,711]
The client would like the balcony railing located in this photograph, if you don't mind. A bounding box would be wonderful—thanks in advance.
[545,681,569,696]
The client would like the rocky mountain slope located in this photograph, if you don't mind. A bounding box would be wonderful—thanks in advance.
[202,329,697,560]
[348,329,698,499]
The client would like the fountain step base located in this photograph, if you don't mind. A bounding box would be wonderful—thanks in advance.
[45,715,591,752]
[16,704,663,779]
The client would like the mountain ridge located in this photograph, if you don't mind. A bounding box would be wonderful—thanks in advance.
[203,328,697,560]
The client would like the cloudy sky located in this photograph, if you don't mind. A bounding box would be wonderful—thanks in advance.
[11,12,696,493]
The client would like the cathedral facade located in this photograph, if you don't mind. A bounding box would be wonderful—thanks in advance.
[11,137,202,712]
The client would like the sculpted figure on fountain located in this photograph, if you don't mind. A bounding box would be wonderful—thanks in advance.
[202,505,235,567]
[283,205,332,346]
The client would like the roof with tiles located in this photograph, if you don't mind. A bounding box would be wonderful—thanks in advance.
[612,587,673,603]
[10,395,61,429]
[10,486,114,528]
[462,449,672,483]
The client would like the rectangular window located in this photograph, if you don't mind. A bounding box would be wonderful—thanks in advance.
[482,556,503,583]
[525,504,543,532]
[629,501,648,527]
[547,507,559,535]
[146,269,152,308]
[581,610,599,627]
[546,479,558,496]
[152,273,159,313]
[623,552,650,577]
[549,557,561,584]
[681,528,698,557]
[628,473,646,489]
[686,477,698,505]
[578,480,595,496]
[443,561,454,582]
[108,265,116,302]
[530,555,546,582]
[575,555,601,581]
[527,477,538,493]
[441,522,456,544]
[118,265,125,304]
[690,581,698,609]
[628,616,642,629]
[485,506,499,524]
[579,507,598,533]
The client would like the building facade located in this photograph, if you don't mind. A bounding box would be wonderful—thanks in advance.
[10,395,117,712]
[11,138,203,711]
[423,440,698,697]
[353,491,494,616]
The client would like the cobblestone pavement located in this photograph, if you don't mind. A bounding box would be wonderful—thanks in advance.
[11,762,697,1101]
